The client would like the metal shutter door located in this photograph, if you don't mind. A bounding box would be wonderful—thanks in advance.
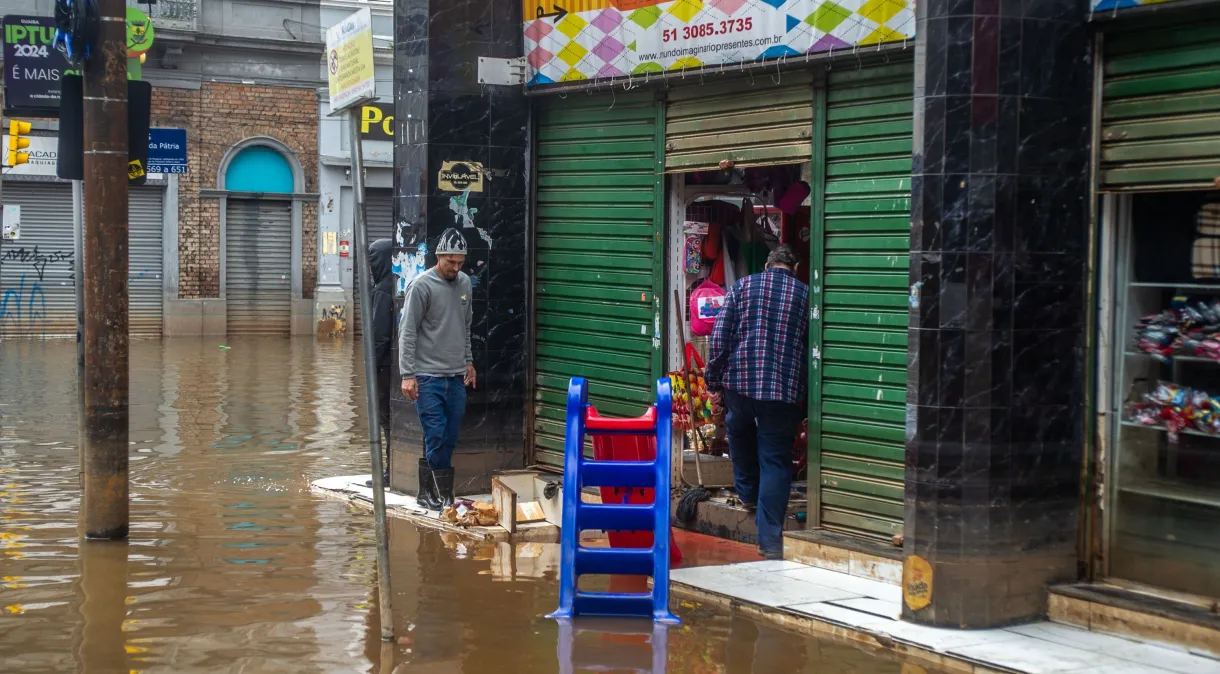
[0,182,76,338]
[226,199,292,334]
[128,187,164,336]
[665,72,813,172]
[1101,17,1220,190]
[354,188,395,335]
[532,92,663,469]
[812,61,913,541]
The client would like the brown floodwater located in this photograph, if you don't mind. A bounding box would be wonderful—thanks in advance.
[0,337,899,673]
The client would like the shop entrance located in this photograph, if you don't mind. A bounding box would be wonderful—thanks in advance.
[1095,11,1220,603]
[526,58,916,549]
[1101,192,1220,601]
[664,62,914,545]
[665,166,812,539]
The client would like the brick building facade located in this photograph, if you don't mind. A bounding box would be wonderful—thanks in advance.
[151,82,319,302]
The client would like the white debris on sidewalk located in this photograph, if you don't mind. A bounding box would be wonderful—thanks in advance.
[310,475,559,543]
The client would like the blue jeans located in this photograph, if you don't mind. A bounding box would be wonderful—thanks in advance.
[724,390,803,555]
[415,375,466,470]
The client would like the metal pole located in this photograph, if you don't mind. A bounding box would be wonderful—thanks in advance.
[82,0,129,539]
[349,109,393,640]
[73,180,85,492]
[73,180,85,370]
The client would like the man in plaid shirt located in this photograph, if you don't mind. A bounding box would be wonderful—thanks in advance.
[706,244,808,559]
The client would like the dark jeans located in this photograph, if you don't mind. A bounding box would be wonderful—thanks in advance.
[724,389,803,554]
[416,375,466,470]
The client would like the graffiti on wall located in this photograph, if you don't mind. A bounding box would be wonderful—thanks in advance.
[0,245,72,338]
[0,273,48,337]
[448,189,493,250]
[1,246,72,282]
[392,242,428,296]
[317,302,346,338]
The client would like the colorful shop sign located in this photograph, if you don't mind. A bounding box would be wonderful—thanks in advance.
[1091,0,1184,10]
[523,0,916,86]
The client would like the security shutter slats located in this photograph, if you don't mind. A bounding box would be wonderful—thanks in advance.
[128,187,164,336]
[665,72,813,172]
[354,188,395,335]
[532,92,663,470]
[815,61,913,542]
[226,199,292,334]
[1101,15,1220,190]
[0,182,76,338]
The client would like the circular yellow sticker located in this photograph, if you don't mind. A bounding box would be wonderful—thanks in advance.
[903,554,933,611]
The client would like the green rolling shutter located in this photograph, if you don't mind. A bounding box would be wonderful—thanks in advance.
[665,72,814,172]
[1101,15,1220,190]
[531,93,665,469]
[811,61,913,541]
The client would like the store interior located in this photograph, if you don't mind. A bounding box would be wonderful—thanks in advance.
[1112,190,1220,600]
[665,162,812,537]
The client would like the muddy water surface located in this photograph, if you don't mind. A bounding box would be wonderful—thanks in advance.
[0,338,898,673]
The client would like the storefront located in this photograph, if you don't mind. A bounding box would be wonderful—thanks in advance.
[0,133,172,338]
[527,39,916,543]
[1095,5,1220,602]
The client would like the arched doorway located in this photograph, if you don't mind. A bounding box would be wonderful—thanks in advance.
[220,141,300,334]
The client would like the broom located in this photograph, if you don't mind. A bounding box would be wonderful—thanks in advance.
[673,290,711,524]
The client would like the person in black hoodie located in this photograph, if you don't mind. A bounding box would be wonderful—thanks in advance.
[367,238,395,488]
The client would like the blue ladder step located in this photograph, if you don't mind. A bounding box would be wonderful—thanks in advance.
[575,547,654,576]
[581,460,655,488]
[548,376,681,624]
[577,503,655,532]
[573,591,654,618]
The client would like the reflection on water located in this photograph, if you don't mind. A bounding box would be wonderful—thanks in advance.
[0,337,898,673]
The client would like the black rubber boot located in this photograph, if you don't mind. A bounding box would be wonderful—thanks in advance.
[416,458,443,511]
[366,471,390,489]
[432,468,456,508]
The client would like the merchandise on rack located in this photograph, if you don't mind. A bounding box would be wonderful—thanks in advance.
[667,342,725,450]
[1127,381,1220,443]
[1134,296,1220,363]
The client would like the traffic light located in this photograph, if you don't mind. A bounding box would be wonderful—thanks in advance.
[6,120,31,167]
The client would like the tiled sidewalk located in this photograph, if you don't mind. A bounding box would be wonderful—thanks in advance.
[671,561,1220,674]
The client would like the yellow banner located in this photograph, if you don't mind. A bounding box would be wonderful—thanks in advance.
[326,8,375,114]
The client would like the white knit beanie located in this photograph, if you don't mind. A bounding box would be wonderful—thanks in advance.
[436,228,468,256]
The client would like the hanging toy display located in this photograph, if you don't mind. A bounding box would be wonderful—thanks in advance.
[1127,381,1220,443]
[667,344,716,434]
[682,221,709,276]
[1134,296,1220,363]
[684,234,702,275]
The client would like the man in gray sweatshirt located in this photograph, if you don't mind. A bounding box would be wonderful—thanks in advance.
[399,228,475,509]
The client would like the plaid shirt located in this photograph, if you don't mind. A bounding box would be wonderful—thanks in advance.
[705,268,809,404]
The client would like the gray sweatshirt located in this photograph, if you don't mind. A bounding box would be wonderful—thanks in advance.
[398,268,473,378]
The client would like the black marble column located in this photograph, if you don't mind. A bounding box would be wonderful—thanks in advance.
[390,0,528,495]
[904,0,1092,627]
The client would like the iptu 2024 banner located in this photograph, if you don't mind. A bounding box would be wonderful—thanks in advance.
[524,0,917,86]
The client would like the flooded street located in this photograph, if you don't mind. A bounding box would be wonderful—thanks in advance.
[0,338,898,673]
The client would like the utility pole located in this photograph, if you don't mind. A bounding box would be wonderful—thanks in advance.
[81,0,130,539]
[349,109,393,640]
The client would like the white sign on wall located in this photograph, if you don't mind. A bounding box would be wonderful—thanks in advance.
[1,134,56,176]
[326,8,376,114]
